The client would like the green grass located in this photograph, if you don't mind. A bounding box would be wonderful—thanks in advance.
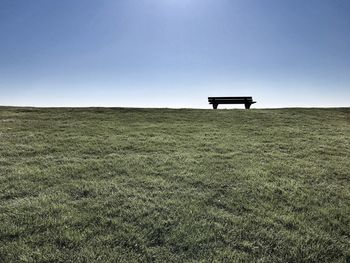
[0,107,349,262]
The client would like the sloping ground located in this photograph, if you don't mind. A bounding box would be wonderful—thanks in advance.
[0,107,349,262]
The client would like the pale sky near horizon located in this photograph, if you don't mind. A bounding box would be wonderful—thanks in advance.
[1,0,349,108]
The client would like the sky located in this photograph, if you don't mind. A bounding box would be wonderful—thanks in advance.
[0,0,349,108]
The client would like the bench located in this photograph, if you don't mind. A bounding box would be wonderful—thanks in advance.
[208,97,257,109]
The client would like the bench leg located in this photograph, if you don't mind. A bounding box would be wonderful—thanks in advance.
[213,104,218,109]
[245,103,251,109]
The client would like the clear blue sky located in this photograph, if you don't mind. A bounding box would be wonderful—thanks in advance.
[1,0,349,108]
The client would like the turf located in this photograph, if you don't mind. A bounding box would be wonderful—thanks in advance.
[0,107,349,262]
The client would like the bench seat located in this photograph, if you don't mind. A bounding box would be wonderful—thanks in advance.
[208,97,256,109]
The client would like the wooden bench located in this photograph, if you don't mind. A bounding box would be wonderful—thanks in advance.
[208,97,256,109]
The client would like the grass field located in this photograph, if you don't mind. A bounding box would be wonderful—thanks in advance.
[0,107,349,262]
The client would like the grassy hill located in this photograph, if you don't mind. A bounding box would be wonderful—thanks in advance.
[0,107,349,262]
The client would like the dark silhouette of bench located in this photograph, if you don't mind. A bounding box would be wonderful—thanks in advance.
[208,97,256,109]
